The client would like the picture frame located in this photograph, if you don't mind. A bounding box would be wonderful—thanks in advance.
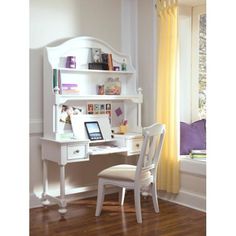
[91,48,102,63]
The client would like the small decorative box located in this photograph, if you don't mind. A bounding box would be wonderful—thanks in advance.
[66,56,76,69]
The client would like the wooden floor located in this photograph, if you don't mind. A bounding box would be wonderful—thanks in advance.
[30,191,206,236]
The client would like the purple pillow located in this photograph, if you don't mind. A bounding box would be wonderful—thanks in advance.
[180,119,206,155]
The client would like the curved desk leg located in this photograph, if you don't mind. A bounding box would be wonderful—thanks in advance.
[41,159,50,206]
[58,164,67,215]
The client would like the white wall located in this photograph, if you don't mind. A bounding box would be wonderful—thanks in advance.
[137,2,206,211]
[137,0,157,127]
[30,0,124,207]
[30,0,122,121]
[179,6,192,123]
[136,1,194,125]
[30,0,206,211]
[29,0,158,208]
[136,2,194,126]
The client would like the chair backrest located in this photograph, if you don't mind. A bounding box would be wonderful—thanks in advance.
[135,123,165,183]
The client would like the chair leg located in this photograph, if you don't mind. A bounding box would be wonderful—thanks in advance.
[151,182,159,213]
[134,187,142,223]
[119,187,126,206]
[95,179,105,216]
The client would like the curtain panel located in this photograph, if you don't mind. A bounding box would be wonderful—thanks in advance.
[156,0,180,193]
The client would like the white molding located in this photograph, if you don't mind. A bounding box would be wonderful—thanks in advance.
[30,193,42,208]
[179,156,206,176]
[158,158,206,212]
[31,185,206,212]
[179,0,206,7]
[30,184,119,209]
[191,5,206,122]
[158,189,206,212]
[30,118,43,134]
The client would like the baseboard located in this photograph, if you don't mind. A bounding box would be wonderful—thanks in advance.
[158,189,206,212]
[30,185,120,209]
[31,188,206,213]
[30,193,43,208]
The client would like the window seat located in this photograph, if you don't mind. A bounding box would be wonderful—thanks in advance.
[179,155,206,176]
[158,155,206,211]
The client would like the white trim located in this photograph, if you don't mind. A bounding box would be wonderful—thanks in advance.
[179,0,206,7]
[30,193,42,208]
[191,5,206,122]
[179,155,206,176]
[31,184,206,212]
[157,157,206,212]
[30,184,119,209]
[30,118,43,134]
[158,189,206,212]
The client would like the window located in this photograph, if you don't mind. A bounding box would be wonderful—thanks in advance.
[198,14,206,118]
[191,5,206,121]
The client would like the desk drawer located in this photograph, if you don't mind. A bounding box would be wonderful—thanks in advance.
[127,138,143,155]
[67,144,87,160]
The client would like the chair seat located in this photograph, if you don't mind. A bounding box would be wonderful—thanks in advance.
[98,164,151,181]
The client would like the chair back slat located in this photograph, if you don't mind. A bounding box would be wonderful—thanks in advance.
[135,123,165,182]
[142,164,155,172]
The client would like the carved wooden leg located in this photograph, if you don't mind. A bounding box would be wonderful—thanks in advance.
[41,159,50,206]
[134,187,142,223]
[95,179,105,216]
[151,182,159,213]
[58,164,67,215]
[119,187,126,206]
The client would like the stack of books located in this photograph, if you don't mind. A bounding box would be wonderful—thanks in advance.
[190,150,206,159]
[61,83,79,94]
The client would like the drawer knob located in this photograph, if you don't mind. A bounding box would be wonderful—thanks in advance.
[136,144,140,147]
[73,150,80,154]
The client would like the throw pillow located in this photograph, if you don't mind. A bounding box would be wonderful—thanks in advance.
[180,119,206,155]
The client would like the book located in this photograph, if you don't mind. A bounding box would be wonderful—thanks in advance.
[190,150,206,159]
[108,54,113,71]
[101,53,109,64]
[53,69,58,89]
[58,69,62,94]
[191,154,206,158]
[61,83,79,94]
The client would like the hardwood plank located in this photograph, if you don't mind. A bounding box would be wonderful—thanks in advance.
[30,191,206,236]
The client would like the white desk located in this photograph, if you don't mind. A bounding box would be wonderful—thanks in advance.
[41,134,143,215]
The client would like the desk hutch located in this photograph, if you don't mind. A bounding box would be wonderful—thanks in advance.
[41,36,143,215]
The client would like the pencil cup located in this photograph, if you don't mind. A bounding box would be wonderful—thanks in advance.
[119,125,128,134]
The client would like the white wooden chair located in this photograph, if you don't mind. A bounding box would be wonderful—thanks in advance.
[95,123,165,223]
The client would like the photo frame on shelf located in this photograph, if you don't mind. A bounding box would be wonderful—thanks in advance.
[87,102,112,124]
[91,48,102,63]
[59,105,84,124]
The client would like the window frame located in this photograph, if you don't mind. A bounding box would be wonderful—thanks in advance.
[191,5,206,122]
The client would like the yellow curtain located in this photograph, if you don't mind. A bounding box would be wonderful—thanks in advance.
[156,0,180,193]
